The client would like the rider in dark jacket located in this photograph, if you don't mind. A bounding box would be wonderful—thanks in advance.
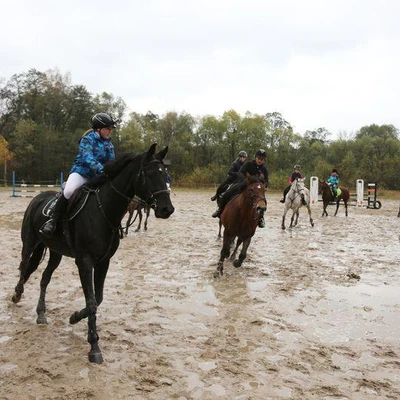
[212,149,268,228]
[211,150,248,201]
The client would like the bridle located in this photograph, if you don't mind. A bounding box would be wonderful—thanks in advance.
[248,181,267,211]
[95,157,170,231]
[290,180,306,202]
[135,159,171,209]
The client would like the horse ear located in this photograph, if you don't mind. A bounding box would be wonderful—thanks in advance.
[146,143,157,161]
[156,146,168,160]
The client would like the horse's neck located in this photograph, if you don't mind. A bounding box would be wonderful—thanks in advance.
[237,188,255,211]
[99,165,139,223]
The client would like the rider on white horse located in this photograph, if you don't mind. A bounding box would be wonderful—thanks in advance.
[280,164,304,203]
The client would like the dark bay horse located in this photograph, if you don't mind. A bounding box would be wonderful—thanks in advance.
[214,176,267,278]
[318,180,349,217]
[11,144,174,363]
[120,196,151,237]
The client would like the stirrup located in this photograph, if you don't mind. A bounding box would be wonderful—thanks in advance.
[258,218,265,228]
[210,194,217,201]
[39,219,56,236]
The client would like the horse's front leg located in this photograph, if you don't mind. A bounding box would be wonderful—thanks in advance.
[144,207,150,231]
[281,207,288,230]
[230,238,242,261]
[294,210,299,227]
[214,234,231,278]
[307,206,314,227]
[36,251,62,324]
[135,210,143,232]
[233,238,251,268]
[334,201,340,216]
[71,254,103,364]
[344,201,348,217]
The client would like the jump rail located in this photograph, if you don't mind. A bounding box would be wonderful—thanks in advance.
[10,171,64,198]
[309,177,382,209]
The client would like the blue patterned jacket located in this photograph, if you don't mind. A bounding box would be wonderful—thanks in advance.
[69,131,115,179]
[327,174,339,187]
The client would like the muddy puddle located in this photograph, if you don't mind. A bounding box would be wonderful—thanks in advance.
[0,188,399,399]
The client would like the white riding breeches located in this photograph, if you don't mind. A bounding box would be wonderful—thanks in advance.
[63,172,88,199]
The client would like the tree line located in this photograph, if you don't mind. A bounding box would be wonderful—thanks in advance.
[1,68,399,190]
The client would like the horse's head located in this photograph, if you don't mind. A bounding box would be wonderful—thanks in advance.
[247,176,267,213]
[136,143,175,219]
[292,178,308,204]
[318,179,328,194]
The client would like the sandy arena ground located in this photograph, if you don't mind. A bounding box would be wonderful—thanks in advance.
[0,188,399,400]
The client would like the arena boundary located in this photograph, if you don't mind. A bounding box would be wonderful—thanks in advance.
[10,171,64,198]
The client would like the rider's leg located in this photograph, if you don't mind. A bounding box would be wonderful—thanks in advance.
[280,186,290,203]
[40,173,87,236]
[212,181,242,218]
[39,193,69,236]
[211,178,231,201]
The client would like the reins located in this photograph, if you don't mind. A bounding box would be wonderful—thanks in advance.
[288,181,306,205]
[247,182,267,221]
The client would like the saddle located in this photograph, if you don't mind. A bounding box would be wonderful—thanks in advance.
[330,187,342,197]
[41,186,92,221]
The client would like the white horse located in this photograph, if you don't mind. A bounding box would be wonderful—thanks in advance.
[281,178,314,230]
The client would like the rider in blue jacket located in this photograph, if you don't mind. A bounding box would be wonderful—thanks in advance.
[327,169,340,200]
[40,112,117,236]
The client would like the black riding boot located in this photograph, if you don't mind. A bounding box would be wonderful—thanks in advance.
[280,187,290,203]
[212,208,222,218]
[40,194,69,236]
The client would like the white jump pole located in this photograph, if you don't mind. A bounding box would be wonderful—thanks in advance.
[356,179,364,207]
[310,176,319,206]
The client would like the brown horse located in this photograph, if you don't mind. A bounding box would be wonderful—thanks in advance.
[214,176,267,278]
[318,180,349,217]
[120,196,151,237]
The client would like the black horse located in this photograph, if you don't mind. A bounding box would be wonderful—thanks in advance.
[11,143,174,363]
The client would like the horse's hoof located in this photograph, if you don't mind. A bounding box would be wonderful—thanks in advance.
[12,293,21,303]
[88,351,103,364]
[233,260,242,268]
[213,270,222,278]
[36,315,48,324]
[282,226,285,230]
[69,311,80,325]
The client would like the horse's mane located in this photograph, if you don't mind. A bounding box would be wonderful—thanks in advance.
[247,174,265,185]
[87,152,139,187]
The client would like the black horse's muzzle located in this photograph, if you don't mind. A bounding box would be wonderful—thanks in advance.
[150,190,174,218]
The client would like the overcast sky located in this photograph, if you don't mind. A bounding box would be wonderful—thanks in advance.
[1,0,399,138]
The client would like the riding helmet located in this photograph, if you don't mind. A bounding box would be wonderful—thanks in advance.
[238,150,248,157]
[92,112,117,129]
[294,164,301,170]
[332,169,338,173]
[255,149,266,159]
